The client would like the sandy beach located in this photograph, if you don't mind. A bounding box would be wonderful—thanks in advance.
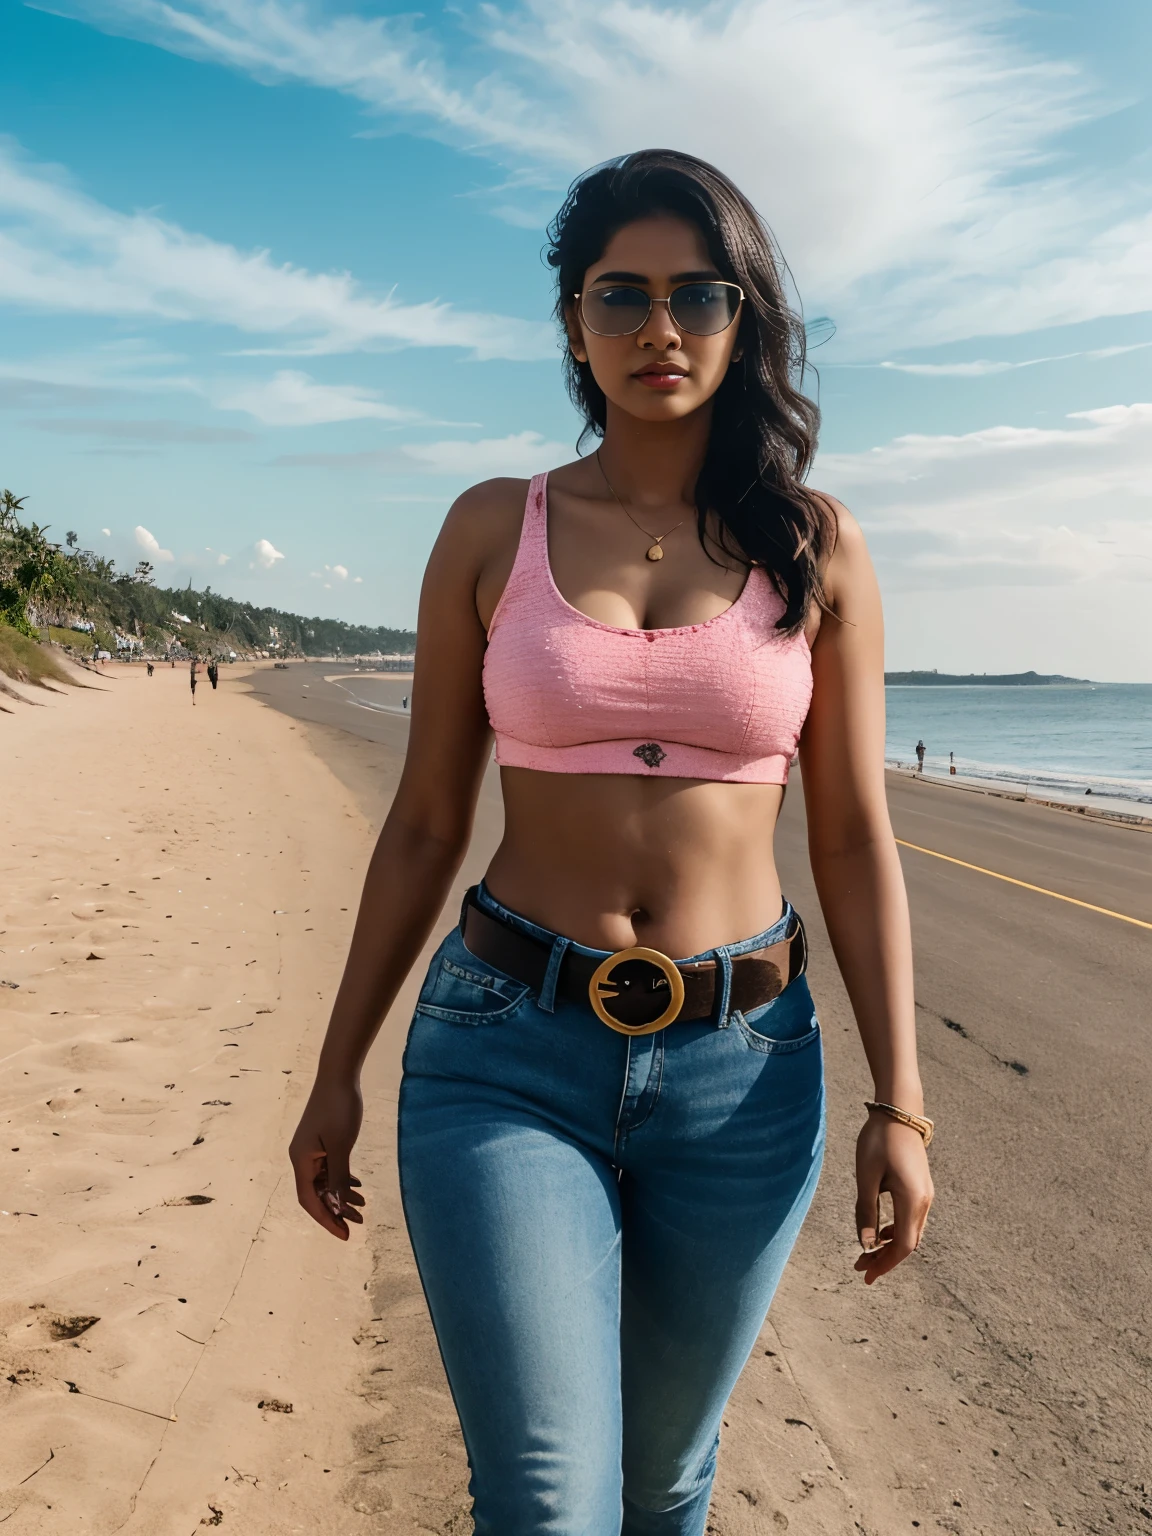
[4,660,1151,1535]
[0,662,386,1533]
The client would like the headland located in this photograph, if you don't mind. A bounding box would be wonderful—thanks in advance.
[885,669,1091,685]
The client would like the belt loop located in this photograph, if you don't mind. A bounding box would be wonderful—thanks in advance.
[458,885,479,933]
[714,946,734,1028]
[538,935,570,1015]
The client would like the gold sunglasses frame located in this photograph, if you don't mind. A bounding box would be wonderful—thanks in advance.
[573,281,745,338]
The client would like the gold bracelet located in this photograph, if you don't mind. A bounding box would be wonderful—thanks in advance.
[864,1101,934,1147]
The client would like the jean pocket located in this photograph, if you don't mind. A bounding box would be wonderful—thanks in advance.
[414,944,531,1026]
[734,976,821,1054]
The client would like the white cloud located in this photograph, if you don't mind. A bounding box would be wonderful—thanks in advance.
[837,340,1152,379]
[28,414,253,443]
[0,142,553,360]
[217,369,419,425]
[817,403,1152,592]
[401,431,570,477]
[134,522,174,561]
[54,0,1152,347]
[252,537,285,569]
[273,429,572,474]
[879,359,1033,379]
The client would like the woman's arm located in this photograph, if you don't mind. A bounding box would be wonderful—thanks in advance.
[799,502,934,1284]
[288,483,515,1240]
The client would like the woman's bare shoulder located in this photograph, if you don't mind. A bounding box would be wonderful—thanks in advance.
[805,490,879,628]
[444,457,587,532]
[422,480,531,598]
[806,487,854,537]
[433,459,583,572]
[441,477,532,548]
[805,489,866,570]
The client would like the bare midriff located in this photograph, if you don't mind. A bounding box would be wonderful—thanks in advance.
[484,766,788,957]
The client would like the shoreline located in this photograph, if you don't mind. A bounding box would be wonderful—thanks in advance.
[886,761,1152,829]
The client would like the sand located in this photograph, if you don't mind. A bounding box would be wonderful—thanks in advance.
[0,661,385,1533]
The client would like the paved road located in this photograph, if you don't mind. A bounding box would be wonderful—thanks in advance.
[251,662,1152,1535]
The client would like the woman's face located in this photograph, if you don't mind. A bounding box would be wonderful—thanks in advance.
[567,214,743,424]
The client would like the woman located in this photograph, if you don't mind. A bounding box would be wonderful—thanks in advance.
[290,149,933,1535]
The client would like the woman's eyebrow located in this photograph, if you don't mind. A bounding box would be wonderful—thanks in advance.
[588,268,723,285]
[590,269,648,284]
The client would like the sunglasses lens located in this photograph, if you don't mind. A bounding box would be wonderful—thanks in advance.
[669,283,741,335]
[581,286,650,336]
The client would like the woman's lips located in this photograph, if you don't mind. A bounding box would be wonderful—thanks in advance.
[634,370,687,389]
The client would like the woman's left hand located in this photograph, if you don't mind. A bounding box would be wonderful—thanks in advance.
[853,1111,934,1284]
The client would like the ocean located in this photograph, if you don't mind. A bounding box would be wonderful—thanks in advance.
[885,684,1152,808]
[332,668,1152,811]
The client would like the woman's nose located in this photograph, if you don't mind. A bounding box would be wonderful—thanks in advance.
[636,299,681,351]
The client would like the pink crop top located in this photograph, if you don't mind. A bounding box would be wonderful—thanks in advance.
[482,474,813,783]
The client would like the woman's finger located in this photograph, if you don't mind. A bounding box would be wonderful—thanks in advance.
[855,1162,882,1252]
[854,1188,930,1283]
[291,1147,349,1239]
[319,1136,360,1221]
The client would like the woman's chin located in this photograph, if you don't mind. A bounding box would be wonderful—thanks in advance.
[607,383,709,422]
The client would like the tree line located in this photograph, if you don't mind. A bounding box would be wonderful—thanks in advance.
[0,489,415,658]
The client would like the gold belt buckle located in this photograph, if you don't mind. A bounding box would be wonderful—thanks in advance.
[588,946,686,1036]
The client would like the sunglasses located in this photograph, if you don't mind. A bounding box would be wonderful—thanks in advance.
[574,281,744,338]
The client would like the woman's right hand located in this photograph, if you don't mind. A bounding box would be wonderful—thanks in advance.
[289,1076,366,1240]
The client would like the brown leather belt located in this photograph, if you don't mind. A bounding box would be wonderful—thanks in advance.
[461,893,807,1036]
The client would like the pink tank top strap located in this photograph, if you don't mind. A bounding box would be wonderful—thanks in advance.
[486,472,549,638]
[520,472,548,547]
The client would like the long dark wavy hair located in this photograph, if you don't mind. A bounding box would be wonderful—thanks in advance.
[546,149,833,634]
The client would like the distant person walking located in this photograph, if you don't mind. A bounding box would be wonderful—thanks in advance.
[916,738,926,773]
[949,750,956,776]
[189,658,198,706]
[146,662,154,678]
[207,660,219,690]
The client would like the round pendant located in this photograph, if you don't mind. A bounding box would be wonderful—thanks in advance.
[646,544,664,561]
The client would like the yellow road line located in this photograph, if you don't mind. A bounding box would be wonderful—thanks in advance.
[894,839,1152,931]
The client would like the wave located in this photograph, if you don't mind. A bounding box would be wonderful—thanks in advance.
[886,754,1152,805]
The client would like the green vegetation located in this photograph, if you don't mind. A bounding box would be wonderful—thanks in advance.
[1,487,416,665]
[1,490,77,638]
[0,623,75,694]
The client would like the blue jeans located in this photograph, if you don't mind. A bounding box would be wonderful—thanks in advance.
[398,884,825,1536]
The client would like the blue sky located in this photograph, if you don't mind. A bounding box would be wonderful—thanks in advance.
[2,0,1151,678]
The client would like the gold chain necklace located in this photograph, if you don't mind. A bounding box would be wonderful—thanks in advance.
[597,449,684,562]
